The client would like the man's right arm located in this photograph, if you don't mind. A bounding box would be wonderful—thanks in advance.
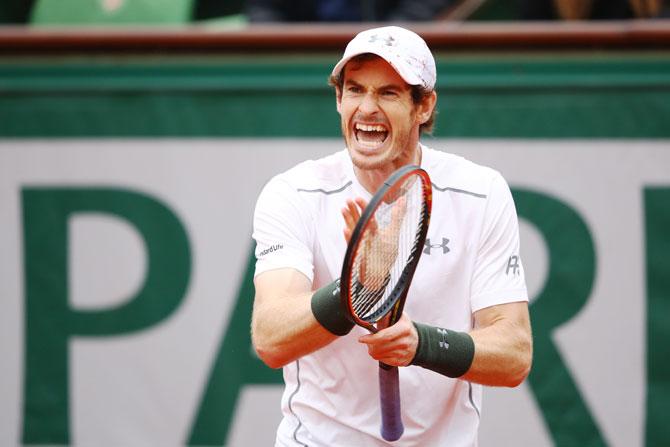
[252,268,341,369]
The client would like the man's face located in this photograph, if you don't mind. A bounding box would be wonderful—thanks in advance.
[337,56,432,172]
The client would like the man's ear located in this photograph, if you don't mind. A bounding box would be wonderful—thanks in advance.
[417,90,437,125]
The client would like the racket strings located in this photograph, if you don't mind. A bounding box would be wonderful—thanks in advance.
[350,176,429,322]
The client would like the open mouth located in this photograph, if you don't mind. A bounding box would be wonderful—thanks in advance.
[355,123,389,149]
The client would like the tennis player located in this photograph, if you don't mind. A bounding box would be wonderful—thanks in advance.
[252,26,532,446]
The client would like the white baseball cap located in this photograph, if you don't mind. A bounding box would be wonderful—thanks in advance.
[331,26,437,90]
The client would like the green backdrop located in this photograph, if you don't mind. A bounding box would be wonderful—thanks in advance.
[1,51,669,138]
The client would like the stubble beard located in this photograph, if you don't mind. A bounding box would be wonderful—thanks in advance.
[344,124,413,172]
[350,150,391,171]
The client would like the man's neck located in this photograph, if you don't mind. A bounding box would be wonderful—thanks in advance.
[354,144,422,194]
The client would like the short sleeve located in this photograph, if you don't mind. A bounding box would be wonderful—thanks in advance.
[470,172,528,312]
[252,176,315,282]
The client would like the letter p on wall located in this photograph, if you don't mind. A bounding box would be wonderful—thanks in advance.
[21,187,191,444]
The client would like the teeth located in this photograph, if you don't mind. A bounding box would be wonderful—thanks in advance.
[356,123,386,132]
[357,139,383,149]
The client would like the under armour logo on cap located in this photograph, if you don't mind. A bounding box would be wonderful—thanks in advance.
[331,26,437,90]
[368,33,395,46]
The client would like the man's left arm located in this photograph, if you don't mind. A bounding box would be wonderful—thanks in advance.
[461,301,532,387]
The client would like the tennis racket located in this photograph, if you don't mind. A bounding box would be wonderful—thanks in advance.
[340,164,432,442]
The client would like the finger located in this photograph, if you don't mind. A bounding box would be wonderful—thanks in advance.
[359,313,413,343]
[358,325,401,345]
[386,197,407,243]
[391,196,407,223]
[342,200,358,225]
[349,198,362,218]
[342,200,361,242]
[354,197,378,233]
[354,197,368,212]
[365,342,411,366]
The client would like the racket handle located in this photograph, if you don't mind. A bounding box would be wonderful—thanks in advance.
[379,365,404,441]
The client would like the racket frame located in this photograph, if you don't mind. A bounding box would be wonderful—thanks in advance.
[340,164,432,333]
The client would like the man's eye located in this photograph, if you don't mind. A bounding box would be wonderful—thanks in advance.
[382,90,398,97]
[347,86,361,93]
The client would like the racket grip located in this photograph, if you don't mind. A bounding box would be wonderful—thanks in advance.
[379,365,404,441]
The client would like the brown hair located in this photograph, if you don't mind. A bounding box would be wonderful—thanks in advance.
[328,54,437,135]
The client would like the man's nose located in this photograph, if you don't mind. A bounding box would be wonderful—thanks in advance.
[358,92,380,114]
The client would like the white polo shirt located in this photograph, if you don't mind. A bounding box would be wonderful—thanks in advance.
[253,145,528,447]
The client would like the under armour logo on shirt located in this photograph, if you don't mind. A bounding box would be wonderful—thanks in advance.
[424,237,450,255]
[437,328,450,349]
